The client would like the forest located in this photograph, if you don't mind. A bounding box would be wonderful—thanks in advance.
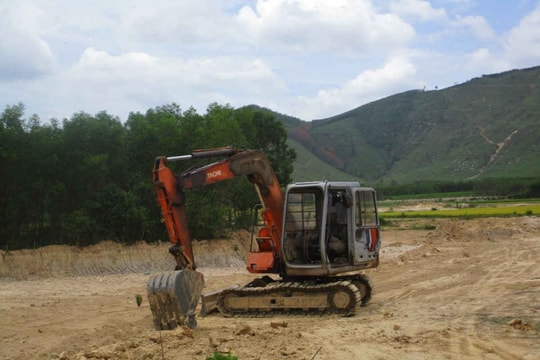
[0,103,296,250]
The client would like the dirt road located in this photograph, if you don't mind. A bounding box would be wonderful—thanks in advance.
[1,217,539,359]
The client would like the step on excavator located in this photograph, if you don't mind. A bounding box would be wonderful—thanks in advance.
[147,147,381,330]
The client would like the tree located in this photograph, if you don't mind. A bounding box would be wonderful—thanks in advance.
[0,104,65,248]
[0,104,26,249]
[0,101,297,248]
[235,106,296,185]
[124,104,191,243]
[59,111,131,245]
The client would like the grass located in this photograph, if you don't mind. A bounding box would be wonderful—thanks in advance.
[381,205,540,219]
[288,139,356,182]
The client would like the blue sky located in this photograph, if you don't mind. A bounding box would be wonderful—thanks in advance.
[1,0,539,121]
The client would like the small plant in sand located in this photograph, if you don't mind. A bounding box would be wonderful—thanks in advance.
[206,351,238,360]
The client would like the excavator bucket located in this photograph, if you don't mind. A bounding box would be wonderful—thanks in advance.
[147,269,205,330]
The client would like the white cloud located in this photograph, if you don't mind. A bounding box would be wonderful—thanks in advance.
[289,57,418,119]
[118,1,236,46]
[0,2,56,80]
[129,51,276,93]
[502,4,540,66]
[236,0,415,52]
[468,48,493,66]
[390,0,447,22]
[462,48,508,75]
[71,48,161,82]
[453,15,496,41]
[55,48,285,118]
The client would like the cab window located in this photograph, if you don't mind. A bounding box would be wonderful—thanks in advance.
[355,190,377,227]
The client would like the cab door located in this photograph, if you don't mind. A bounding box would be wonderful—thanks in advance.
[353,188,381,264]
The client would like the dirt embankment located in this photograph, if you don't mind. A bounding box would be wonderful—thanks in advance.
[0,218,539,359]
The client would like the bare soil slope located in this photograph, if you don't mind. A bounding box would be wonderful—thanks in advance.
[1,217,539,360]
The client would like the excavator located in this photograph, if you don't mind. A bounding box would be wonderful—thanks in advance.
[147,147,381,330]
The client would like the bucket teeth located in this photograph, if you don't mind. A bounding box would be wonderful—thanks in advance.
[147,270,204,330]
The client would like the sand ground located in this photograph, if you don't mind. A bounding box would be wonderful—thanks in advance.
[1,217,539,359]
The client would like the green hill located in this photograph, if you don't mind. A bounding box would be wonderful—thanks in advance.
[284,66,540,184]
[288,139,358,183]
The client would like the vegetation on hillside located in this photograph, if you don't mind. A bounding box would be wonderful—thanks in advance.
[286,66,540,183]
[287,140,354,182]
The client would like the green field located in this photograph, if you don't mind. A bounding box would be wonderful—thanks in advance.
[381,204,540,218]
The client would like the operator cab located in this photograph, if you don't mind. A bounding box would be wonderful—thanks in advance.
[282,181,380,277]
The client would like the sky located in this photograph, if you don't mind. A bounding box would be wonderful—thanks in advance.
[1,0,539,122]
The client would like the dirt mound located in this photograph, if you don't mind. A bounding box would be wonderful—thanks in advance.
[0,231,252,281]
[194,229,252,268]
[427,217,534,243]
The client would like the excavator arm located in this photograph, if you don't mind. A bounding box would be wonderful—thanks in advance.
[148,147,284,329]
[153,146,284,270]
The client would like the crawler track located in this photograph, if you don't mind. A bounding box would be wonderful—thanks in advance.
[216,275,372,317]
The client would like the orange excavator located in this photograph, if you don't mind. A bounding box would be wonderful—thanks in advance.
[147,147,381,330]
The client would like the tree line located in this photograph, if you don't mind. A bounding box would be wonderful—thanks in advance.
[0,103,296,250]
[378,178,540,199]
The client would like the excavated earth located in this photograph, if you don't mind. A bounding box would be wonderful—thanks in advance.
[1,217,539,359]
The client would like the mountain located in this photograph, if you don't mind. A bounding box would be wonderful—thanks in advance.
[281,66,540,184]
